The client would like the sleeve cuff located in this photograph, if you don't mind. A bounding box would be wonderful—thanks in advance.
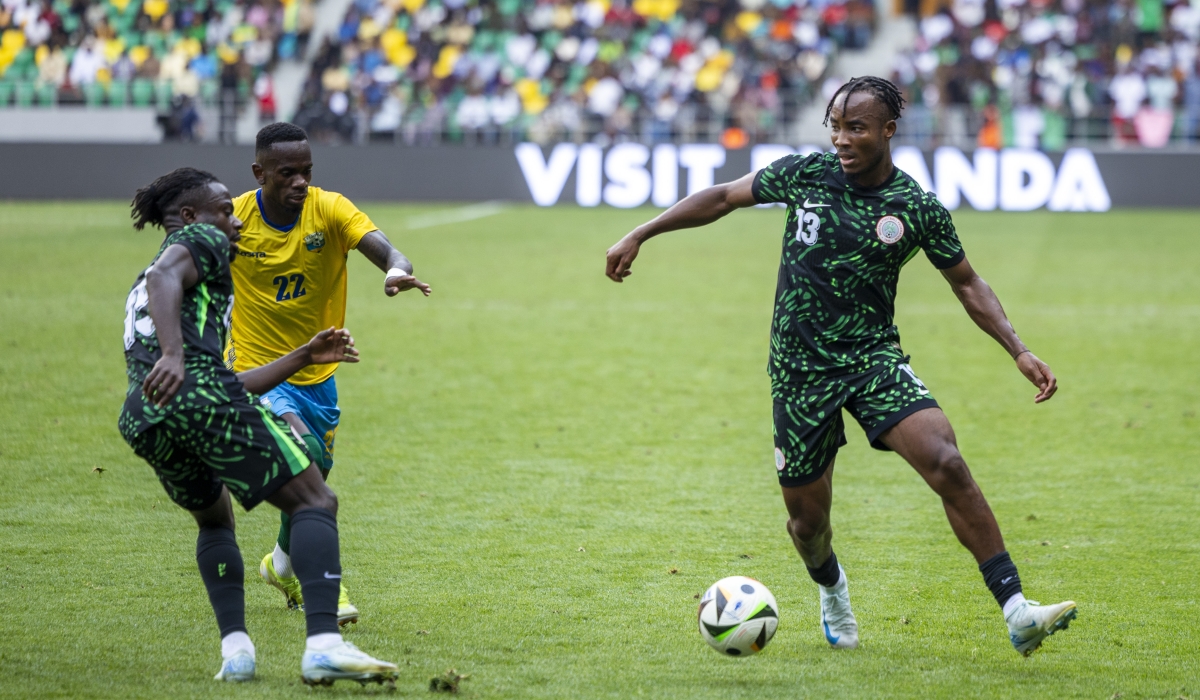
[931,248,966,270]
[750,169,769,204]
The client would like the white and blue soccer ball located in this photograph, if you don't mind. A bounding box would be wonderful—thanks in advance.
[697,576,779,656]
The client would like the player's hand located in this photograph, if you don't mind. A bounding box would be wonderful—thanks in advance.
[306,327,360,365]
[606,232,641,282]
[1016,351,1057,403]
[143,354,185,408]
[385,272,432,297]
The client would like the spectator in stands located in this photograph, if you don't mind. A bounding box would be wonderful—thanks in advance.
[1109,65,1146,146]
[1185,58,1200,142]
[68,35,104,86]
[294,0,870,145]
[37,43,66,87]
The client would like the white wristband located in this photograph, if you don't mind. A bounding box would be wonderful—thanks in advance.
[386,267,410,280]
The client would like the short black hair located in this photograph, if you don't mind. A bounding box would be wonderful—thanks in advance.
[823,76,905,126]
[256,122,308,156]
[130,167,220,231]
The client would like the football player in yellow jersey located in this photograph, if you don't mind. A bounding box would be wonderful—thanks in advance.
[228,123,431,625]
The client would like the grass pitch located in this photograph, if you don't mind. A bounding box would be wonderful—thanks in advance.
[1,202,1198,699]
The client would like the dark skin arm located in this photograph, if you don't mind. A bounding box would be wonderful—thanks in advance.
[356,230,432,297]
[142,244,197,407]
[940,258,1057,403]
[142,246,359,407]
[606,172,759,281]
[236,327,358,395]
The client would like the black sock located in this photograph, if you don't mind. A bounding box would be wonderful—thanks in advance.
[290,507,341,637]
[196,526,246,638]
[979,551,1023,610]
[806,550,841,588]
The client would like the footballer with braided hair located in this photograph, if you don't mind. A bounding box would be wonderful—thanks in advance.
[119,168,400,685]
[606,77,1078,656]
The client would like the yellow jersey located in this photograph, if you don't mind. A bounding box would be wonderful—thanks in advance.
[228,186,377,385]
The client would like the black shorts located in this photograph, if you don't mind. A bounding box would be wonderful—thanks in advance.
[121,398,314,511]
[772,345,939,487]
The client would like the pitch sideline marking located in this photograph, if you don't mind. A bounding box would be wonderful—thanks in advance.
[404,201,507,230]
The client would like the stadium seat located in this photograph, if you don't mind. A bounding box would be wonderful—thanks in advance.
[200,79,219,104]
[155,81,173,111]
[36,83,57,107]
[109,80,130,107]
[131,79,154,107]
[84,82,106,108]
[0,80,13,107]
[13,82,34,108]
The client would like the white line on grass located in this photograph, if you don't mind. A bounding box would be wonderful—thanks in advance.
[404,201,507,230]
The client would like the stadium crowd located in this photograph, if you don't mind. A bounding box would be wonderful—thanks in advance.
[891,0,1200,149]
[0,0,312,136]
[291,0,875,144]
[4,0,1199,148]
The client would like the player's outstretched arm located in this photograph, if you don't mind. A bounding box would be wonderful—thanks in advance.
[357,230,432,297]
[237,327,360,395]
[606,171,759,282]
[142,244,201,408]
[941,258,1057,403]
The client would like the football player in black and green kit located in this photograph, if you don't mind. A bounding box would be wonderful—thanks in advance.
[118,167,398,685]
[605,77,1077,656]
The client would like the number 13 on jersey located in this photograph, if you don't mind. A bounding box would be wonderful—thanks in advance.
[795,208,821,246]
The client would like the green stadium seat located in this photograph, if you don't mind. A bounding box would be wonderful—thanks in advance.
[0,81,13,106]
[131,78,154,107]
[155,80,172,110]
[199,79,218,104]
[36,82,57,107]
[109,80,130,106]
[14,82,34,107]
[84,82,105,107]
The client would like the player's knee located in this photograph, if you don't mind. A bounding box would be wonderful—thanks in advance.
[928,447,973,494]
[787,514,827,544]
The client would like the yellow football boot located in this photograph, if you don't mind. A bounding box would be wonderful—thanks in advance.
[338,583,359,626]
[259,553,304,610]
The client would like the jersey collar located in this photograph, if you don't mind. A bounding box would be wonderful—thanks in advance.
[256,189,300,232]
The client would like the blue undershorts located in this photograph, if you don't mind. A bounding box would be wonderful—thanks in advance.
[259,375,340,470]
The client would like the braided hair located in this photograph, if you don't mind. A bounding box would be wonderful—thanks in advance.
[823,76,906,127]
[130,167,220,230]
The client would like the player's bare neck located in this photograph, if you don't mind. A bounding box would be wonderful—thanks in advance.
[262,193,301,229]
[846,157,894,190]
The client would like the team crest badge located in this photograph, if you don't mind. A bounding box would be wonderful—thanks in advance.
[875,216,904,245]
[774,448,786,472]
[304,231,326,251]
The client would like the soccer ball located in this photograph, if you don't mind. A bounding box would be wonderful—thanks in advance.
[697,576,779,656]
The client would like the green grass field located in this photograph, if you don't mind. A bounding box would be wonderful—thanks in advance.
[1,202,1198,699]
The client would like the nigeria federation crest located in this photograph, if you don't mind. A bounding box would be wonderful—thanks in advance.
[304,231,326,251]
[875,215,904,245]
[774,448,786,472]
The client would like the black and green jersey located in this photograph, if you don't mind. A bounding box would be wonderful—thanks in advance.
[752,152,965,382]
[120,223,243,435]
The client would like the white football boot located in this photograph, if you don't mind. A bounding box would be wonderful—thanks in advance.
[1006,599,1077,656]
[213,650,255,682]
[301,641,399,687]
[819,565,859,649]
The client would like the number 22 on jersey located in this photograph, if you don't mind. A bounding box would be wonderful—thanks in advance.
[272,273,307,302]
[795,208,821,246]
